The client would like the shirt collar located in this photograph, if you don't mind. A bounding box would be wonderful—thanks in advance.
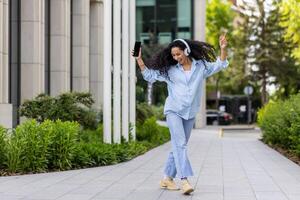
[176,58,199,73]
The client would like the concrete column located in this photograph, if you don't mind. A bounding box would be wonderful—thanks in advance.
[90,0,103,110]
[0,0,9,103]
[122,0,129,141]
[20,0,45,101]
[129,0,136,140]
[194,0,206,128]
[50,0,71,96]
[72,0,89,92]
[113,0,121,143]
[103,0,112,143]
[0,0,12,128]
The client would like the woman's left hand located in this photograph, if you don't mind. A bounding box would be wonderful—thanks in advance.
[219,33,228,50]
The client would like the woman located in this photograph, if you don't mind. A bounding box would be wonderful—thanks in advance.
[133,35,228,195]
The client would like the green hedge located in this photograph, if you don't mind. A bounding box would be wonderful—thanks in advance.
[136,117,170,145]
[0,116,170,175]
[257,93,300,156]
[136,102,166,122]
[19,92,99,129]
[2,120,79,173]
[136,102,156,124]
[0,126,6,168]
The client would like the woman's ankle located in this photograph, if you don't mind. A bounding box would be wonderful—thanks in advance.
[164,175,173,180]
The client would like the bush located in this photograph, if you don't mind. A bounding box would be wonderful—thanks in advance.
[47,120,79,170]
[136,102,156,124]
[258,93,300,156]
[79,124,103,143]
[16,120,52,172]
[136,116,170,145]
[5,120,80,173]
[78,143,118,166]
[151,105,165,120]
[72,142,148,168]
[0,126,7,168]
[19,92,99,129]
[1,112,170,174]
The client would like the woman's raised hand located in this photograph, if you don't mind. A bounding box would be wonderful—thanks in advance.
[131,47,142,60]
[132,47,146,70]
[219,33,228,50]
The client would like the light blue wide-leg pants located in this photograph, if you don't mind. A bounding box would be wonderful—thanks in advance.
[164,112,195,178]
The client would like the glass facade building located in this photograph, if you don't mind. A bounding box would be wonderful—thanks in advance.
[136,0,193,45]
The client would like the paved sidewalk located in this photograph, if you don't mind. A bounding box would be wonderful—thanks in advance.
[1,127,300,200]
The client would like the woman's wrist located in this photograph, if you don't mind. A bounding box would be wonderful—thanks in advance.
[220,48,227,61]
[136,58,145,69]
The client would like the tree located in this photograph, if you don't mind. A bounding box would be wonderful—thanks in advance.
[206,0,237,108]
[265,1,300,99]
[279,0,300,61]
[239,0,300,104]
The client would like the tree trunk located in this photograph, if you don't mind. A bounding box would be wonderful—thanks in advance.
[261,68,267,105]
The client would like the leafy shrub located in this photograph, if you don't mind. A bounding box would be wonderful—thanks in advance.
[285,94,300,155]
[257,100,290,147]
[151,105,165,120]
[1,110,170,174]
[125,142,148,157]
[79,143,118,166]
[18,120,52,172]
[72,142,148,168]
[19,92,98,129]
[47,120,79,170]
[79,124,103,143]
[136,117,170,145]
[72,142,94,168]
[5,120,79,173]
[258,93,300,156]
[136,102,156,124]
[0,126,7,168]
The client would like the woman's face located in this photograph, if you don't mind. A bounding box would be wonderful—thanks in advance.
[171,47,188,65]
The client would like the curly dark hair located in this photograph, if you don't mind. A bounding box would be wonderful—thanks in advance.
[145,39,217,79]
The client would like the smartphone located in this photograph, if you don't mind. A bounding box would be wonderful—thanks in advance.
[133,41,141,57]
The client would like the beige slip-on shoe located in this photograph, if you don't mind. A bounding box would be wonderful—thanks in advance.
[181,179,194,195]
[159,178,180,190]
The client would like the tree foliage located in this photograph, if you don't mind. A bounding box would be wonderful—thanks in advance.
[206,0,300,105]
[206,0,235,51]
[245,0,300,103]
[206,0,250,105]
[279,0,300,61]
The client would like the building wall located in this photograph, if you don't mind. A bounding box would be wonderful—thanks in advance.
[50,0,71,96]
[0,0,12,128]
[89,0,104,109]
[1,0,105,128]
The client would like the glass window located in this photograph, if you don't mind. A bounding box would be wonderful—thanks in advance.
[136,0,193,45]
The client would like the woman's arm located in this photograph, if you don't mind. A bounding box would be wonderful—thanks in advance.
[203,34,229,78]
[132,48,166,83]
[134,48,146,71]
[219,33,227,61]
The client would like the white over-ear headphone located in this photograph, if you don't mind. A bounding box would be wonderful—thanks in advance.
[173,39,191,56]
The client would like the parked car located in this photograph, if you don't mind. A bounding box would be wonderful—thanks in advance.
[206,109,233,125]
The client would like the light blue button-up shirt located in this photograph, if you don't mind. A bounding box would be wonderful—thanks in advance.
[141,58,229,120]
